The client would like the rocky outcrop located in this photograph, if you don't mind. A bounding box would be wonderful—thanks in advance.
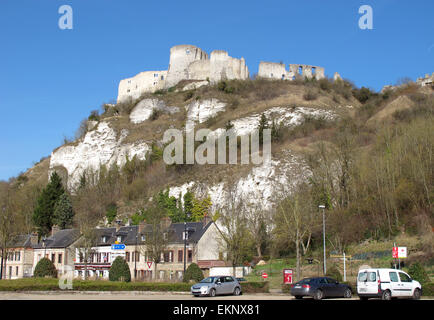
[185,99,226,131]
[129,99,179,124]
[50,122,149,190]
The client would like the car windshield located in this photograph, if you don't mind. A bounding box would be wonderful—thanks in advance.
[200,277,217,283]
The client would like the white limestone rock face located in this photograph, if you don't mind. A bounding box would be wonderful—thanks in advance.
[168,149,308,213]
[129,99,179,124]
[49,122,149,190]
[181,80,209,91]
[185,99,226,131]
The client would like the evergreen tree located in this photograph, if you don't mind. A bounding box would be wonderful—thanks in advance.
[258,113,269,144]
[32,172,65,237]
[183,191,194,221]
[191,196,212,222]
[53,193,74,229]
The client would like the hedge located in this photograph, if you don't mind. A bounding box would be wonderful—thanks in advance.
[422,282,434,296]
[0,279,269,293]
[241,281,269,293]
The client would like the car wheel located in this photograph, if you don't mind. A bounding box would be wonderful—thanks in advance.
[381,290,392,301]
[313,289,323,300]
[295,296,303,300]
[209,288,216,297]
[193,294,199,297]
[343,288,352,299]
[412,288,421,300]
[233,287,241,296]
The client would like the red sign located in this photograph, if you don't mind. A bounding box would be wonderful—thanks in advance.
[283,269,293,284]
[146,261,153,269]
[261,272,268,279]
[392,247,398,258]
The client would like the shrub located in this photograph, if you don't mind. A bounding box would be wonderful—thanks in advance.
[183,90,194,101]
[150,108,161,121]
[422,283,434,296]
[408,262,430,284]
[325,265,342,282]
[33,258,57,278]
[109,257,131,282]
[88,110,100,121]
[353,87,375,104]
[183,263,204,283]
[303,90,318,101]
[242,281,269,293]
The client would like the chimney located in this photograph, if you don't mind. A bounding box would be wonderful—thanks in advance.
[161,217,172,229]
[30,232,38,246]
[202,214,212,227]
[114,220,122,232]
[138,220,146,234]
[51,225,60,237]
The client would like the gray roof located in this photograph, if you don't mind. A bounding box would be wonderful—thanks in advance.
[7,234,33,248]
[33,229,81,249]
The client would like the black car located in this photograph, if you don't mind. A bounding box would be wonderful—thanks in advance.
[290,277,352,300]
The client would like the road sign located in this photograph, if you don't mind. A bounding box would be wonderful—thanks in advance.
[146,261,153,270]
[283,269,293,284]
[261,272,268,279]
[398,247,407,258]
[392,247,398,258]
[111,244,125,250]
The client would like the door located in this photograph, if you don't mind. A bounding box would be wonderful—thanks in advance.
[224,276,235,294]
[357,271,378,295]
[215,277,225,295]
[326,278,342,297]
[318,278,330,296]
[398,272,413,297]
[388,271,402,296]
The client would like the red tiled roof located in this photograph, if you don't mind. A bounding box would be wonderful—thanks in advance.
[197,260,226,268]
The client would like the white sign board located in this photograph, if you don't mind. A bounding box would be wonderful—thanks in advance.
[398,247,407,258]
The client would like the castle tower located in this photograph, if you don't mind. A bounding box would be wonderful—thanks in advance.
[164,45,209,89]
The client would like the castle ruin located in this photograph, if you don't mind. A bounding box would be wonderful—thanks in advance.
[117,45,329,102]
[258,61,325,81]
[117,45,249,102]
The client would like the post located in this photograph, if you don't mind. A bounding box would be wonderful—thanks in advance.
[343,252,346,282]
[183,222,187,276]
[319,205,326,275]
[134,234,137,280]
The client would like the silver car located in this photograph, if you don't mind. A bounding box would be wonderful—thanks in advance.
[191,276,242,297]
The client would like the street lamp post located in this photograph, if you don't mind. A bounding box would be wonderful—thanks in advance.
[183,222,187,275]
[134,234,138,280]
[319,205,326,275]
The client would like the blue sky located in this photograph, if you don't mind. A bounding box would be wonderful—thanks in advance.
[0,0,433,181]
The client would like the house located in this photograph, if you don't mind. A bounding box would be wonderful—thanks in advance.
[74,216,225,281]
[2,233,38,279]
[32,226,81,277]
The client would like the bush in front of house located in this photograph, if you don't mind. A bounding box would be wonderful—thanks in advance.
[183,263,204,283]
[109,257,131,282]
[33,258,57,278]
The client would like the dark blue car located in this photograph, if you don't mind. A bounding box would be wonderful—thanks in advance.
[290,277,352,300]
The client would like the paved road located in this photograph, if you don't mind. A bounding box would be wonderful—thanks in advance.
[0,291,432,300]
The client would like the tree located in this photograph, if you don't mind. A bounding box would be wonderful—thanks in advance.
[53,193,74,229]
[139,198,169,280]
[191,195,212,222]
[408,262,430,284]
[273,184,317,281]
[32,172,65,237]
[109,256,131,282]
[215,184,252,276]
[244,202,269,258]
[33,257,57,278]
[183,263,204,283]
[73,169,104,280]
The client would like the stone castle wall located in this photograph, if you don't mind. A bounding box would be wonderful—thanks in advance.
[258,61,325,81]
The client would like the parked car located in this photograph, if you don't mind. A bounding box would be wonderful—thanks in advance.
[191,276,242,297]
[357,268,422,300]
[290,277,352,300]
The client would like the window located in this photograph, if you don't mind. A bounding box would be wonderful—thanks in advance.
[51,254,55,263]
[16,267,19,276]
[141,235,146,241]
[58,254,62,264]
[178,250,183,262]
[270,73,273,77]
[188,250,192,263]
[182,231,188,240]
[367,272,376,282]
[225,276,234,282]
[117,236,122,243]
[126,252,130,262]
[154,73,158,78]
[101,236,107,243]
[186,49,190,55]
[389,272,399,282]
[399,272,412,283]
[135,252,140,262]
[163,251,173,263]
[312,66,316,75]
[161,75,164,80]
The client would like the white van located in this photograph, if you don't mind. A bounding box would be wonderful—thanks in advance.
[357,268,422,300]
